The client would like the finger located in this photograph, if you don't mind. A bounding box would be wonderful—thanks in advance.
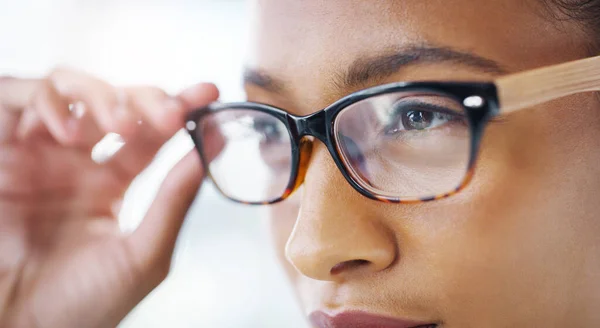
[0,77,37,143]
[70,103,107,149]
[126,150,204,273]
[102,87,180,178]
[25,79,74,144]
[0,74,114,146]
[0,77,38,111]
[106,122,164,179]
[125,86,183,136]
[0,104,21,144]
[106,83,219,179]
[49,68,138,139]
[177,82,219,110]
[18,101,111,155]
[15,105,48,141]
[123,82,219,137]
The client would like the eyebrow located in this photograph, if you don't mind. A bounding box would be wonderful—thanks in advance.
[243,69,286,93]
[243,45,508,94]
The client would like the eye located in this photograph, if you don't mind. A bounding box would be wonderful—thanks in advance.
[402,110,435,130]
[253,117,286,143]
[384,101,463,135]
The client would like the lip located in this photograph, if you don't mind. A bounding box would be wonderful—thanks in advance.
[309,311,437,328]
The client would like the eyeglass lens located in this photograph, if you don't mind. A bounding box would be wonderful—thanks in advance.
[335,91,472,199]
[194,90,472,202]
[198,109,293,203]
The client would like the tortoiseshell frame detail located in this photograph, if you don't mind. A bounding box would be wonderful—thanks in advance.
[186,82,500,205]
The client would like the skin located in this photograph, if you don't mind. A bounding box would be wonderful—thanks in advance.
[0,72,220,327]
[0,1,599,327]
[251,0,600,327]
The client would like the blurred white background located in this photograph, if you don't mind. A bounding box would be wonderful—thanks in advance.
[0,0,307,327]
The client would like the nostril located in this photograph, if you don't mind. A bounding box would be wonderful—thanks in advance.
[330,259,371,276]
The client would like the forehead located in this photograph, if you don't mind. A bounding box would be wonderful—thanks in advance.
[247,0,577,109]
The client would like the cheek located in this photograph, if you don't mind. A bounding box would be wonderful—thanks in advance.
[422,95,600,323]
[473,94,600,221]
[267,191,301,281]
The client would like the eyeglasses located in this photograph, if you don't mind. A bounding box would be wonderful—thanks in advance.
[186,56,600,205]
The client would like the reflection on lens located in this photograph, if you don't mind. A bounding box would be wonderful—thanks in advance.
[334,91,471,199]
[197,109,293,203]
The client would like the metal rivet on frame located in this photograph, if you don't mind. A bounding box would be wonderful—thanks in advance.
[463,95,485,108]
[186,121,197,131]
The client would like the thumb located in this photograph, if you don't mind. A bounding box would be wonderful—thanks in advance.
[127,150,204,277]
[124,82,219,280]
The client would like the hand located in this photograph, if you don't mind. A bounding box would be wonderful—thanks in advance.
[0,68,219,328]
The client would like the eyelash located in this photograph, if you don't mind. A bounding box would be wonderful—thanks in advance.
[384,102,466,131]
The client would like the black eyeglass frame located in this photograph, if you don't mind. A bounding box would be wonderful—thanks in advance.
[186,81,500,205]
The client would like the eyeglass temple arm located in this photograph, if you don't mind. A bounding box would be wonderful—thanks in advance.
[495,55,600,114]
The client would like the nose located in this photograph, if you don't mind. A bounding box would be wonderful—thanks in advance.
[285,143,397,282]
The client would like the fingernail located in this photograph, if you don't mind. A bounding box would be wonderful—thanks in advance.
[70,102,86,119]
[91,133,125,164]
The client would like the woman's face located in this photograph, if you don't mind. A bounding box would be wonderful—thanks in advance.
[246,1,600,326]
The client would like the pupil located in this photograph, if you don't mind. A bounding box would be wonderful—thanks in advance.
[404,110,433,130]
[255,120,280,142]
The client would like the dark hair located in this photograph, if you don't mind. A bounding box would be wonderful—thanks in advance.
[545,0,600,52]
